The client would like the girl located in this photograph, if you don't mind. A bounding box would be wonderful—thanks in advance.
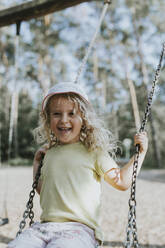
[8,82,148,248]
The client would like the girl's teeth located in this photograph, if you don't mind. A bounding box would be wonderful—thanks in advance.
[59,128,71,130]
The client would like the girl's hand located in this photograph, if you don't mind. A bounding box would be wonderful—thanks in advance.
[134,131,148,153]
[34,144,49,163]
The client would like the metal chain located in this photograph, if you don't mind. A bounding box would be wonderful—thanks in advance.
[125,42,165,248]
[16,157,44,236]
[74,0,111,84]
[125,147,139,248]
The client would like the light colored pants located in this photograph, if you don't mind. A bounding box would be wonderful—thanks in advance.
[7,222,99,248]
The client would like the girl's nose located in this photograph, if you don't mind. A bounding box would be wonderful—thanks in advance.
[61,113,69,123]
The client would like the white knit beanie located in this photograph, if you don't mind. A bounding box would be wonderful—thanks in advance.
[42,82,89,111]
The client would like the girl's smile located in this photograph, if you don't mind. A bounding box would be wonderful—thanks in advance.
[49,96,83,144]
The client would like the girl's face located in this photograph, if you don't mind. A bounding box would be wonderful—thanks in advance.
[49,96,83,144]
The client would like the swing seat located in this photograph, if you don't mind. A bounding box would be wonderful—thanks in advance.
[0,217,9,226]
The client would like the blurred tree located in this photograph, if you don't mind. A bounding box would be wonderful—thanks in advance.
[0,0,164,168]
[17,89,38,160]
[0,84,38,161]
[129,2,162,168]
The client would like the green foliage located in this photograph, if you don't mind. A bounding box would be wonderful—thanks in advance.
[0,85,38,161]
[17,91,39,159]
[7,157,33,166]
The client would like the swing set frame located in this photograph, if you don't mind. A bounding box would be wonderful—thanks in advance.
[0,0,95,28]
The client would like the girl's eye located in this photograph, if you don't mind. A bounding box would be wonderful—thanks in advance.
[69,112,75,116]
[52,112,60,116]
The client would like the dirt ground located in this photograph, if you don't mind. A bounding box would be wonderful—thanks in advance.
[0,167,165,248]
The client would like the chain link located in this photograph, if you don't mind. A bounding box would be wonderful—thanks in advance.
[16,157,44,236]
[125,42,165,248]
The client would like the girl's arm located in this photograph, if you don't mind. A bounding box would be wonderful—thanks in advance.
[104,132,148,191]
[33,145,48,194]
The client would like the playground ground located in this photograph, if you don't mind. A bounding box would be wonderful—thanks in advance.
[0,166,165,248]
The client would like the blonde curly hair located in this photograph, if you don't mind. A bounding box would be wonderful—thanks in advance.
[34,93,117,156]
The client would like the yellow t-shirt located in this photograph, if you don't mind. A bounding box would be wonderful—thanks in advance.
[40,142,117,241]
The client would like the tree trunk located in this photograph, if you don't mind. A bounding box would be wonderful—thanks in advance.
[124,64,141,131]
[112,107,119,140]
[127,76,141,131]
[8,92,16,159]
[8,35,20,160]
[0,132,1,167]
[13,92,19,158]
[0,0,95,28]
[93,50,98,82]
[149,113,162,168]
[38,56,51,95]
[8,91,19,160]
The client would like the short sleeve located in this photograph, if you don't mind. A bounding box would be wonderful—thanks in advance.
[40,157,46,181]
[95,150,118,177]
